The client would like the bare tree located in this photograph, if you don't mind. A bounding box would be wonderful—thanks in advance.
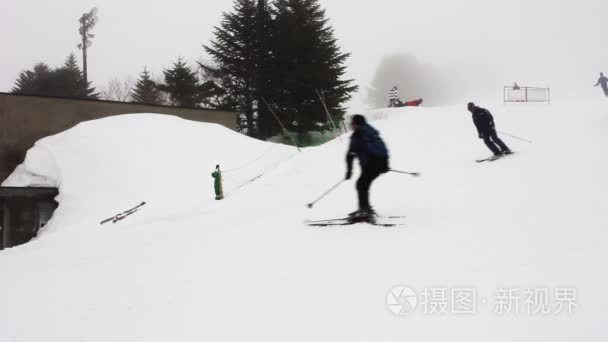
[77,7,99,85]
[100,76,134,102]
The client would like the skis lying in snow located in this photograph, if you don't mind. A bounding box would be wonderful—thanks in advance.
[100,201,146,225]
[305,215,405,227]
[476,152,515,163]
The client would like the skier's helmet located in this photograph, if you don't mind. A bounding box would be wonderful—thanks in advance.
[467,102,475,111]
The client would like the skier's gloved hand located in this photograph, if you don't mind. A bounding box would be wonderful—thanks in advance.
[345,152,355,180]
[380,157,390,173]
[345,169,352,180]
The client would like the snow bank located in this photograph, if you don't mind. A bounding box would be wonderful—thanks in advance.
[2,113,297,233]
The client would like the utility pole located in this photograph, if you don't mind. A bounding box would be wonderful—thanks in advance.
[78,7,98,85]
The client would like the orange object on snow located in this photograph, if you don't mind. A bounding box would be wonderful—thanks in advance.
[396,98,423,107]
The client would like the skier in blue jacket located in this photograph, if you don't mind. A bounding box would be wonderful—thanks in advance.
[346,115,390,218]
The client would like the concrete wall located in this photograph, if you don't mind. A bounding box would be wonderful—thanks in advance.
[0,187,59,250]
[0,93,238,182]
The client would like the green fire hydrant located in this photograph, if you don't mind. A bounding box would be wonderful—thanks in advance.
[211,165,224,200]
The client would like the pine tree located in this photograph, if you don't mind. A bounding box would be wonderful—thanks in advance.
[159,58,206,107]
[53,53,98,98]
[202,0,272,136]
[11,54,97,99]
[131,67,163,105]
[12,63,53,95]
[270,0,357,138]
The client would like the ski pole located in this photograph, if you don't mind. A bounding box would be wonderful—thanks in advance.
[497,131,533,144]
[315,88,342,141]
[307,180,344,208]
[389,169,421,177]
[262,97,301,151]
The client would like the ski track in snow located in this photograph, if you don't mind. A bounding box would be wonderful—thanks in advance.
[1,102,607,341]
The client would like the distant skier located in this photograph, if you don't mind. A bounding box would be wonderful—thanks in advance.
[388,86,401,107]
[468,102,512,158]
[594,72,608,97]
[211,165,224,200]
[513,82,521,90]
[345,115,390,219]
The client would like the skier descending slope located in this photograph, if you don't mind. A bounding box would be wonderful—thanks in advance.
[468,102,512,160]
[594,72,608,97]
[346,115,390,220]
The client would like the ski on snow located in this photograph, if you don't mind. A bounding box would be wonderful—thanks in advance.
[100,201,147,225]
[305,215,405,227]
[476,152,515,163]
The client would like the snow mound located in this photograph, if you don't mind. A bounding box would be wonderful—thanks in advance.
[2,113,297,232]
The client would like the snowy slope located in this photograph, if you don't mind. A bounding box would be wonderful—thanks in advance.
[1,103,607,341]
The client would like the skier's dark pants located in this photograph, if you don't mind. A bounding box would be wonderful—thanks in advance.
[603,87,608,97]
[356,159,385,210]
[482,130,510,155]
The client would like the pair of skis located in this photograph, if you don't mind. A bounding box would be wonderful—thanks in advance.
[305,215,406,227]
[100,202,400,227]
[100,201,146,225]
[476,151,515,163]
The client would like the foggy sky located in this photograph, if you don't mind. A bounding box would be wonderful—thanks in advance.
[1,0,606,110]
